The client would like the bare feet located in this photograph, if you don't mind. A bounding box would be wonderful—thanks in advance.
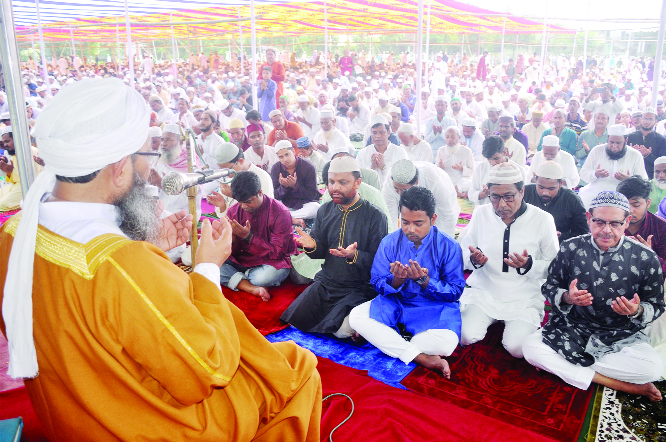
[632,382,662,402]
[292,218,306,229]
[350,331,366,344]
[254,287,271,302]
[413,354,451,378]
[593,372,663,401]
[237,280,271,302]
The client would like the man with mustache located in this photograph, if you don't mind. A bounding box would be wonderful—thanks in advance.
[649,156,666,214]
[626,107,666,179]
[578,124,648,209]
[0,126,43,211]
[523,161,588,243]
[524,191,665,402]
[350,187,466,378]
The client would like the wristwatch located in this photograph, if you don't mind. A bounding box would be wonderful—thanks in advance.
[415,275,428,285]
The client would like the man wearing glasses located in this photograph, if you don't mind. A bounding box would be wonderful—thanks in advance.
[523,191,665,401]
[460,162,559,358]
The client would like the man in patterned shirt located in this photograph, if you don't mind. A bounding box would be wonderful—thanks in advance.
[523,191,665,401]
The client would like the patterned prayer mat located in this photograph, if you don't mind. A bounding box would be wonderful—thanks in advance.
[266,326,416,389]
[590,381,666,441]
[455,197,474,238]
[401,323,594,442]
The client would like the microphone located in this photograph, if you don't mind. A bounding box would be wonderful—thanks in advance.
[161,169,236,195]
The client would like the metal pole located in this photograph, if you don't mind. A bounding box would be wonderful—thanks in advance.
[69,21,75,58]
[416,0,423,137]
[501,16,506,63]
[539,1,547,83]
[324,0,328,77]
[425,0,431,86]
[572,30,577,60]
[170,11,177,64]
[250,0,258,111]
[651,0,666,108]
[238,6,244,75]
[583,1,590,77]
[35,0,51,98]
[626,31,632,57]
[0,0,36,193]
[124,0,134,86]
[116,18,120,72]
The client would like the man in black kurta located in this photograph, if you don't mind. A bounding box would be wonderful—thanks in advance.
[281,156,388,337]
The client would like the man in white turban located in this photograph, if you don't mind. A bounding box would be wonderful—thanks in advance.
[0,78,321,441]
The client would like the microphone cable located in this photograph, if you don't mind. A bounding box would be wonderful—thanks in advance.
[322,393,354,442]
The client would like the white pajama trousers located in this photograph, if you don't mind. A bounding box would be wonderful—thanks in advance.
[460,304,537,358]
[523,329,665,390]
[289,202,320,220]
[349,301,459,365]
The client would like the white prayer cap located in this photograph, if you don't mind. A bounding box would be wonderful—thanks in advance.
[389,105,401,114]
[275,139,293,152]
[320,109,335,119]
[397,123,415,135]
[391,159,417,184]
[219,99,230,110]
[501,94,511,102]
[487,105,500,113]
[297,95,309,103]
[377,92,388,100]
[643,107,657,116]
[35,86,46,93]
[268,109,282,119]
[6,78,149,379]
[462,118,477,127]
[215,142,240,164]
[178,95,190,104]
[1,125,12,135]
[370,114,389,126]
[329,156,361,174]
[226,82,235,88]
[203,93,212,98]
[341,84,349,90]
[655,156,666,166]
[364,87,372,92]
[608,124,627,136]
[422,87,430,94]
[163,123,180,135]
[542,135,560,147]
[488,162,524,185]
[434,95,448,103]
[535,161,563,180]
[148,126,162,137]
[554,99,566,108]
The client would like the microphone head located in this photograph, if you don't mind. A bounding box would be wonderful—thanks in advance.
[161,172,186,195]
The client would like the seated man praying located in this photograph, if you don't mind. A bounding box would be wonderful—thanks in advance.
[460,162,559,358]
[523,191,665,401]
[220,170,296,301]
[350,187,465,378]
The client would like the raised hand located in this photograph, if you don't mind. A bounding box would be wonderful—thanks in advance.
[504,249,530,269]
[611,293,641,316]
[329,241,357,258]
[195,217,233,267]
[227,217,252,239]
[563,278,593,306]
[635,234,653,249]
[469,245,488,266]
[294,226,316,249]
[155,209,193,252]
[406,259,429,281]
[595,164,610,178]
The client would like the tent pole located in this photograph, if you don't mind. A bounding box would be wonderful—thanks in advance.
[324,0,328,77]
[170,11,177,64]
[609,35,613,57]
[69,21,76,58]
[582,1,589,77]
[425,0,431,86]
[501,16,506,63]
[416,0,423,137]
[116,18,120,72]
[651,0,666,107]
[124,0,134,86]
[539,1,547,83]
[572,30,577,61]
[626,31,631,57]
[238,6,244,75]
[35,0,51,98]
[250,0,258,111]
[0,0,36,193]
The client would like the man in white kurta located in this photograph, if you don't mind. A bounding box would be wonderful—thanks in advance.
[397,123,433,163]
[469,136,527,206]
[347,95,371,135]
[219,99,248,132]
[311,109,353,161]
[196,110,226,170]
[498,116,526,166]
[295,95,320,140]
[382,159,460,237]
[578,124,648,209]
[460,118,486,163]
[356,115,408,184]
[460,162,559,358]
[435,127,475,196]
[424,96,458,160]
[529,135,580,189]
[244,123,279,173]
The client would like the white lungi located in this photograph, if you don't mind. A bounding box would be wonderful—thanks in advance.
[350,301,459,365]
[523,329,664,390]
[289,201,320,220]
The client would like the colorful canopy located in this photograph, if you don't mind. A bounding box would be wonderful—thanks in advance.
[15,0,572,43]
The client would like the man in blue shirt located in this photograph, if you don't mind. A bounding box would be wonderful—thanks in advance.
[349,186,466,377]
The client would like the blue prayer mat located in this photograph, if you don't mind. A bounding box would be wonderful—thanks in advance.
[266,326,416,389]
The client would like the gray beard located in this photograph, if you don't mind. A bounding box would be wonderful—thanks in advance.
[114,173,160,243]
[655,179,666,190]
[162,146,181,164]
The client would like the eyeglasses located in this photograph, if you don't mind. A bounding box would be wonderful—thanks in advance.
[591,218,626,229]
[489,191,519,203]
[133,151,161,166]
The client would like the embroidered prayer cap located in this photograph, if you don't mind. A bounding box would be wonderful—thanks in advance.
[391,159,417,184]
[462,118,477,127]
[329,156,360,174]
[275,139,293,152]
[488,162,524,185]
[535,160,563,180]
[268,109,282,119]
[542,135,560,147]
[532,110,544,118]
[6,78,149,379]
[229,118,244,130]
[655,156,666,166]
[450,97,461,103]
[607,124,626,136]
[148,126,162,137]
[296,137,311,148]
[215,142,241,164]
[397,123,415,135]
[163,123,180,135]
[246,123,264,134]
[370,114,389,127]
[643,107,657,116]
[320,109,335,119]
[589,191,630,212]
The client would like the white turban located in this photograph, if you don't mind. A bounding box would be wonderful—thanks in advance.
[4,78,149,379]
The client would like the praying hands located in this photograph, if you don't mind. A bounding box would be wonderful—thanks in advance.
[390,259,429,289]
[279,172,298,188]
[155,208,193,253]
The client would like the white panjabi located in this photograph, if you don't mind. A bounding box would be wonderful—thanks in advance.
[4,77,149,379]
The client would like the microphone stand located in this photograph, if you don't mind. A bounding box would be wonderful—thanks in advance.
[180,125,200,268]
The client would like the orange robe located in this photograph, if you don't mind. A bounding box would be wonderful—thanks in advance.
[0,215,321,441]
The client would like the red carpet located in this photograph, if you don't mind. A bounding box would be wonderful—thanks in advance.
[318,356,556,442]
[400,323,592,442]
[0,388,48,442]
[222,279,306,336]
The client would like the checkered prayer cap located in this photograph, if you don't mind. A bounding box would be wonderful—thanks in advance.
[589,191,630,212]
